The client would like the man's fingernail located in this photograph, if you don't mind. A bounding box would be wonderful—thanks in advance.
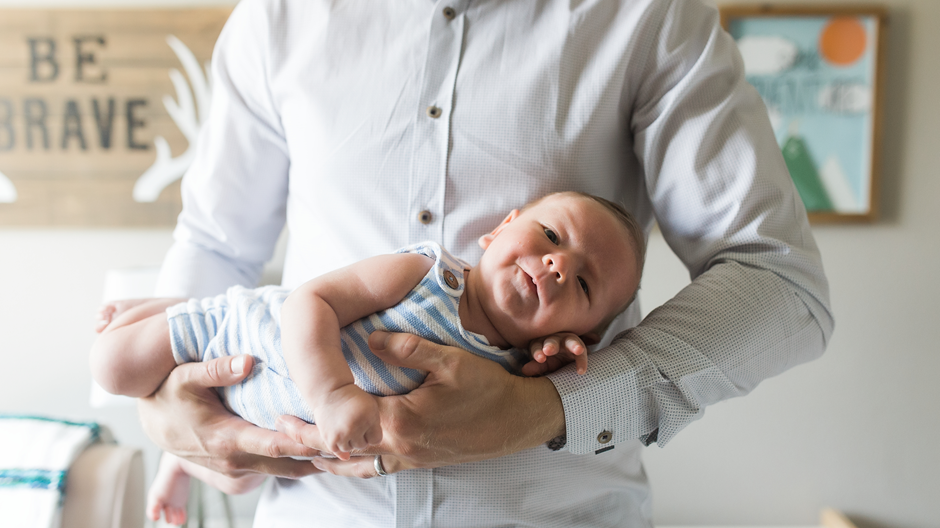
[311,458,324,470]
[371,331,390,349]
[231,356,246,375]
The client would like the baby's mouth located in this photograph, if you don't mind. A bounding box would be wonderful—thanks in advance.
[523,269,538,298]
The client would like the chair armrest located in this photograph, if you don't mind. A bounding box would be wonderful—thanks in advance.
[61,443,144,528]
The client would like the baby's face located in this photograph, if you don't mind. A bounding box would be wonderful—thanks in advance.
[475,194,639,348]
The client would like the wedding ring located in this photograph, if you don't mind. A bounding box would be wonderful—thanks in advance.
[374,455,389,477]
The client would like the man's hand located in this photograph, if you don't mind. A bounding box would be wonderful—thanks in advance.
[137,355,321,479]
[276,331,567,478]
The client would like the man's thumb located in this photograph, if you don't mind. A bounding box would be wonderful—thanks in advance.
[368,331,443,371]
[186,354,253,388]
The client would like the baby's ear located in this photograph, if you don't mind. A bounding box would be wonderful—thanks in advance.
[478,209,521,249]
[580,332,601,346]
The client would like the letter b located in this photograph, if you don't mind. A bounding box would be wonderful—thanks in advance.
[28,38,59,82]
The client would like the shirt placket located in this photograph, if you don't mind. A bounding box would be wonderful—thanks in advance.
[398,2,467,527]
[406,0,467,249]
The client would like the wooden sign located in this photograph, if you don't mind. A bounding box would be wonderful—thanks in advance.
[0,8,232,226]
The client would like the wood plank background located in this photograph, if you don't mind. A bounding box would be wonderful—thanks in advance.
[0,8,232,226]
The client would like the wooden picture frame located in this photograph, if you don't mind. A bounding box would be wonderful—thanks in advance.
[720,4,888,223]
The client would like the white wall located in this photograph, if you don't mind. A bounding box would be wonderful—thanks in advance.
[643,1,940,526]
[0,1,936,527]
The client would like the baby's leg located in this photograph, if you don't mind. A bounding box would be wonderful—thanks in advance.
[147,452,267,525]
[177,458,268,496]
[90,298,185,398]
[147,453,191,526]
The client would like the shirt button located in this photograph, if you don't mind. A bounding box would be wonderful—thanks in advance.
[597,431,613,444]
[443,270,459,290]
[442,6,456,20]
[418,210,433,224]
[426,105,442,119]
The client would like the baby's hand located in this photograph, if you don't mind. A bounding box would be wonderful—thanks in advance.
[313,384,382,460]
[94,299,149,333]
[521,332,589,377]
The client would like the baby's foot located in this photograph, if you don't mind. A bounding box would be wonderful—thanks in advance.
[147,453,191,526]
[94,299,148,333]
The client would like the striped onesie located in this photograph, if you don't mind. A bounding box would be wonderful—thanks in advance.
[166,242,529,430]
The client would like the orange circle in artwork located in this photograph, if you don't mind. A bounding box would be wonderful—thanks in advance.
[819,17,867,66]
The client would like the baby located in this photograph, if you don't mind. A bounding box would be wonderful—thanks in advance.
[91,191,645,525]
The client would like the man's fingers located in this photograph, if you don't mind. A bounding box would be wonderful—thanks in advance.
[231,453,321,479]
[137,357,321,482]
[276,415,329,451]
[368,331,452,372]
[365,426,383,446]
[176,355,254,389]
[312,455,397,479]
[230,417,320,460]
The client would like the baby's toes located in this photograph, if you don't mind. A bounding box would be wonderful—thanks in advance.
[94,306,116,332]
[166,506,187,526]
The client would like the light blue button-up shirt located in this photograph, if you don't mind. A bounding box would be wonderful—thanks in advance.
[156,0,834,525]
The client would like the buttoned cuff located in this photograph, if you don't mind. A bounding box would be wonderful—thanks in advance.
[546,347,655,455]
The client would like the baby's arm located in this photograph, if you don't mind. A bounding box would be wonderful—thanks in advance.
[90,298,186,398]
[280,252,434,460]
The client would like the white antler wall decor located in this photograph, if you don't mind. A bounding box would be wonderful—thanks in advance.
[0,171,16,203]
[132,35,212,203]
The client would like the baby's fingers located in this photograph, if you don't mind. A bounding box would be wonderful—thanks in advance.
[328,438,352,460]
[346,430,378,453]
[574,351,588,375]
[530,336,560,363]
[520,359,550,377]
[564,335,587,356]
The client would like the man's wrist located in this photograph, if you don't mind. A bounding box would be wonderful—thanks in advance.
[517,376,566,449]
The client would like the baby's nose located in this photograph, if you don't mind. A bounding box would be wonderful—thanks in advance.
[543,254,568,282]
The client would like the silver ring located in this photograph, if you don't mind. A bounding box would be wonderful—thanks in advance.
[373,455,388,477]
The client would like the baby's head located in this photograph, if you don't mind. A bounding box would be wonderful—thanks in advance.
[473,191,645,349]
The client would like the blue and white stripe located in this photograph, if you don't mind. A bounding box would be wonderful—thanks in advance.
[167,242,528,430]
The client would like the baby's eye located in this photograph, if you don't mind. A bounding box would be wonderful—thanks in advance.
[578,277,589,295]
[544,228,558,244]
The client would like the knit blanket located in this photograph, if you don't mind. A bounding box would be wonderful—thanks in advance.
[0,415,104,528]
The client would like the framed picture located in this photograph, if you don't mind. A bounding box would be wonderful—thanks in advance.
[720,4,888,223]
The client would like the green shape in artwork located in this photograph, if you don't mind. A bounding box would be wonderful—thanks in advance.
[782,135,833,212]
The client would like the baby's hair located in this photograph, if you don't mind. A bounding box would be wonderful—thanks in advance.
[523,191,647,337]
[522,191,646,284]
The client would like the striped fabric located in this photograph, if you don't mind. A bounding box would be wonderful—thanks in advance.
[167,242,528,430]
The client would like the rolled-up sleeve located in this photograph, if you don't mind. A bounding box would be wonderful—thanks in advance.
[548,0,834,454]
[156,0,290,298]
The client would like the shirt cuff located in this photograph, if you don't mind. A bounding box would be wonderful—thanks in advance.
[545,346,654,455]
